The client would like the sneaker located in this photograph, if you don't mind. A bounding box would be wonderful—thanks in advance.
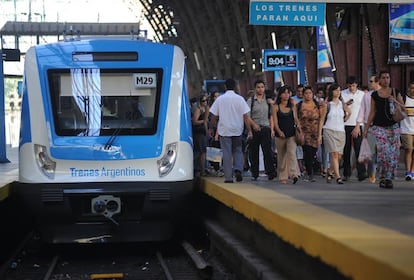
[303,175,315,182]
[235,170,243,182]
[405,171,413,181]
[215,170,224,177]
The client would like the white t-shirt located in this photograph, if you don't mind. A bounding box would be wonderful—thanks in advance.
[209,90,250,137]
[323,101,345,132]
[341,88,365,126]
[400,95,414,135]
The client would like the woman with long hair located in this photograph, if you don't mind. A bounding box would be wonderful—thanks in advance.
[319,83,351,184]
[273,85,300,184]
[297,86,322,182]
[192,95,209,176]
[363,70,404,188]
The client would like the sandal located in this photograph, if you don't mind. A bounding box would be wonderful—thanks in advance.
[379,178,386,188]
[336,177,344,184]
[326,173,333,183]
[384,179,393,189]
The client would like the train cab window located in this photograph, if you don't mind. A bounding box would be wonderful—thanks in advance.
[49,68,162,136]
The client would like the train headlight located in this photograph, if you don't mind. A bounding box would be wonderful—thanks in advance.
[34,144,56,179]
[157,142,177,177]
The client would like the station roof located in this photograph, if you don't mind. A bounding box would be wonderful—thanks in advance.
[0,1,387,89]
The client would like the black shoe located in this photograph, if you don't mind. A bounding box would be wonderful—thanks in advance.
[224,180,234,183]
[379,178,393,189]
[343,176,350,182]
[268,173,276,180]
[235,170,243,182]
[336,177,344,184]
[384,179,393,189]
[358,174,368,181]
[293,176,298,184]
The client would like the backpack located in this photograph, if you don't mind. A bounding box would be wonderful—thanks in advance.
[250,96,272,119]
[323,100,348,123]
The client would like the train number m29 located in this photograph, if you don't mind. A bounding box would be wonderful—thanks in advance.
[134,73,157,88]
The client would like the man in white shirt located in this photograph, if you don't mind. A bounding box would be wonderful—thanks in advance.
[400,81,414,180]
[341,76,367,181]
[209,79,255,183]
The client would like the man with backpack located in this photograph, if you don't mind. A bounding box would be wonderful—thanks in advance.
[246,80,277,180]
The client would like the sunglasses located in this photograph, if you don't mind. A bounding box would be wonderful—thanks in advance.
[201,99,207,102]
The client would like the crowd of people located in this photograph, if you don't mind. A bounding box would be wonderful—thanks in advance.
[191,72,414,189]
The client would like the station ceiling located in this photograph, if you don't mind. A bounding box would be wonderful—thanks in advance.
[141,1,370,89]
[142,0,320,88]
[1,1,383,90]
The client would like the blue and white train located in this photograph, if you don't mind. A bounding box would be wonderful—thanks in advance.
[13,37,194,243]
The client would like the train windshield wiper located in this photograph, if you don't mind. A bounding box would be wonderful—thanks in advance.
[104,126,122,150]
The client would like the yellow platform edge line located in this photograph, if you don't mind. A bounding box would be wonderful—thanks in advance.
[199,178,414,280]
[0,183,10,202]
[90,273,124,279]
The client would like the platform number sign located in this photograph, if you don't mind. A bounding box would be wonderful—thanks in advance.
[263,50,299,71]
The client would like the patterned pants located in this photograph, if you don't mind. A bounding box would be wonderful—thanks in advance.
[371,124,400,180]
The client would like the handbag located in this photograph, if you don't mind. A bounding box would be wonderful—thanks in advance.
[391,88,407,122]
[206,147,222,163]
[392,104,407,122]
[295,127,305,146]
[358,138,372,163]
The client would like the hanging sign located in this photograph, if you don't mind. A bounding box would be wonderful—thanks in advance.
[249,1,325,26]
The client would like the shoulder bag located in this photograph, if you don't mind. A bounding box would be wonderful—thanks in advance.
[391,88,407,123]
[295,127,305,146]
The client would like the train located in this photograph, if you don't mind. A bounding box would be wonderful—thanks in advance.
[13,36,194,243]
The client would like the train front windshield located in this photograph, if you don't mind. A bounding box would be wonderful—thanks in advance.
[49,68,162,136]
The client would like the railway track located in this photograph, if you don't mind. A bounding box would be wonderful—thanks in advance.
[0,230,233,280]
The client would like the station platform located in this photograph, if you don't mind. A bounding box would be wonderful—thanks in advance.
[0,146,18,202]
[198,173,414,280]
[2,145,413,279]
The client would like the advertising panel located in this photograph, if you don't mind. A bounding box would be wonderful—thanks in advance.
[389,3,414,64]
[316,25,335,83]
